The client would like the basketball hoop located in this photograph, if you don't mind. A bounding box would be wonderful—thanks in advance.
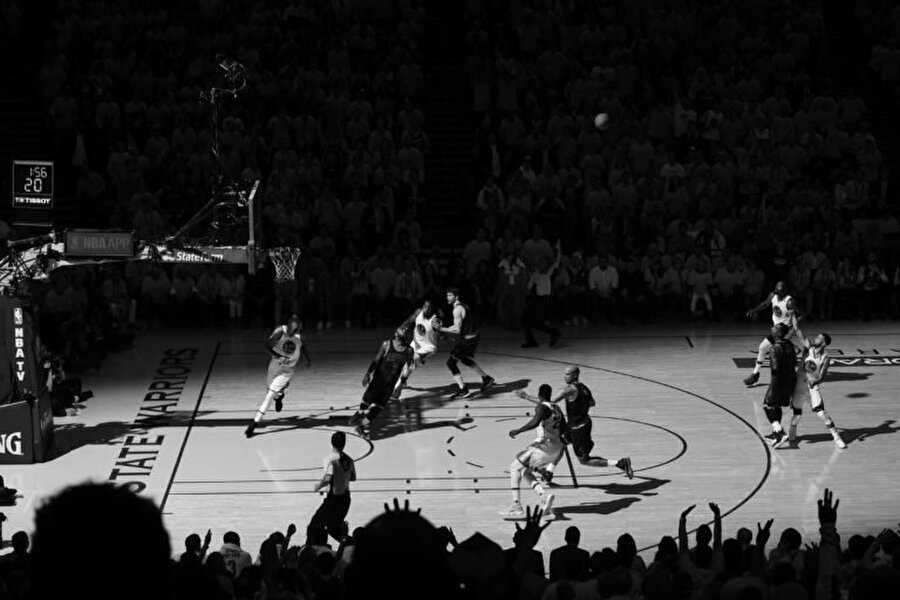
[268,247,302,283]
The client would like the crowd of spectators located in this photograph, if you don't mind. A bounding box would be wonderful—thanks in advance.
[462,0,899,329]
[14,0,436,341]
[6,0,900,345]
[858,1,900,92]
[1,482,898,599]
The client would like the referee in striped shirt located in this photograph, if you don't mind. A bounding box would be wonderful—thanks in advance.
[522,240,562,348]
[311,432,357,543]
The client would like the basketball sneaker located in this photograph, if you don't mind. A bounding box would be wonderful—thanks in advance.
[549,331,561,347]
[354,424,370,440]
[541,493,556,518]
[743,372,759,386]
[771,430,789,449]
[498,502,524,518]
[244,422,256,438]
[449,387,468,400]
[617,457,634,479]
[481,375,495,391]
[274,394,284,413]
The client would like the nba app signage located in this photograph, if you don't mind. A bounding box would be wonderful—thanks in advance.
[12,308,26,382]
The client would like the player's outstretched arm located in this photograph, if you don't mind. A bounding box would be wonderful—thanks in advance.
[791,316,809,348]
[746,293,774,317]
[515,389,542,405]
[509,405,544,438]
[551,384,577,405]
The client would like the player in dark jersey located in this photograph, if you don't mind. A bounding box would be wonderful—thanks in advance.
[348,326,414,439]
[437,287,495,399]
[763,323,798,448]
[515,365,633,479]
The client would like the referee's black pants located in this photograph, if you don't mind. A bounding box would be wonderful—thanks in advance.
[309,493,351,542]
[524,295,559,343]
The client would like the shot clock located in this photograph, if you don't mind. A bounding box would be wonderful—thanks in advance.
[13,161,54,209]
[11,160,54,227]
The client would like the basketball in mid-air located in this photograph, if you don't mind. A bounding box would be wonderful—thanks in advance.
[594,113,609,129]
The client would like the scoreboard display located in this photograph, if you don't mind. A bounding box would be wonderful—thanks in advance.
[12,161,54,209]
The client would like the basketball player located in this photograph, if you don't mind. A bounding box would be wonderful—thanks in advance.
[393,299,442,399]
[500,384,565,519]
[744,281,801,386]
[438,287,495,399]
[785,319,846,449]
[762,323,797,448]
[516,365,633,479]
[311,431,357,542]
[245,314,311,438]
[348,325,415,439]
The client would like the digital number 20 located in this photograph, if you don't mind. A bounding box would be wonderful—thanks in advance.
[24,177,44,193]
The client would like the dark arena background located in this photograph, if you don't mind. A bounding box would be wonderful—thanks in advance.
[1,1,900,599]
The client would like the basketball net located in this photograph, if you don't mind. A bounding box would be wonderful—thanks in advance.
[268,247,302,283]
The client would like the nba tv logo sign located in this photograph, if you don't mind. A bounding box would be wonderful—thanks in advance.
[0,432,23,456]
[12,308,25,382]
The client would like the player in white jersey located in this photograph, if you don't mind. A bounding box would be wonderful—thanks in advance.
[245,314,311,438]
[392,299,441,400]
[499,384,566,520]
[785,319,846,449]
[743,281,803,386]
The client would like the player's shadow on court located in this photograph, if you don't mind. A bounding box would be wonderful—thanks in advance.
[554,476,669,519]
[404,378,531,408]
[823,372,872,383]
[52,421,148,458]
[801,419,899,446]
[555,497,641,517]
[579,476,670,496]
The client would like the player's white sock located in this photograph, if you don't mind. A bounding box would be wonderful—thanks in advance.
[510,461,523,502]
[452,374,465,389]
[254,391,276,423]
[816,410,835,429]
[545,462,557,475]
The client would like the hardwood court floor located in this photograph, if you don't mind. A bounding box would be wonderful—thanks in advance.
[3,321,899,557]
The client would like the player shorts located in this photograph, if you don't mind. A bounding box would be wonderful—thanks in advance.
[790,377,825,411]
[517,439,564,470]
[568,417,595,458]
[411,340,436,363]
[763,328,803,352]
[450,334,480,360]
[267,360,295,393]
[764,374,796,407]
[362,373,395,407]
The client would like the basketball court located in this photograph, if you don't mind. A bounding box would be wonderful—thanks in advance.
[1,321,898,556]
